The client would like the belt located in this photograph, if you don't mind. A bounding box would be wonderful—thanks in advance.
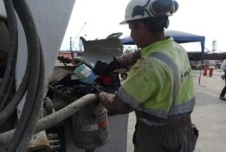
[136,117,192,134]
[136,111,192,127]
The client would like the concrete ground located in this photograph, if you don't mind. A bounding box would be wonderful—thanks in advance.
[126,68,226,152]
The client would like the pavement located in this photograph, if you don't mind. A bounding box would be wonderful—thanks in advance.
[126,68,226,152]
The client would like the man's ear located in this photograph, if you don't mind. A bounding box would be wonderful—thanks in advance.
[138,22,147,35]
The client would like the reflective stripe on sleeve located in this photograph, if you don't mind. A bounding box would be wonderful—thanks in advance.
[117,87,141,109]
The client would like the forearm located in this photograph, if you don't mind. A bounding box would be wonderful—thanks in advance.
[98,92,134,114]
[115,50,141,67]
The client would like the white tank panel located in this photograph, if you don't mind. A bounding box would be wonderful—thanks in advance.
[0,1,6,18]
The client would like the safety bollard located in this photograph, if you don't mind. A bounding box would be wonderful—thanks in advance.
[203,67,207,76]
[209,67,214,77]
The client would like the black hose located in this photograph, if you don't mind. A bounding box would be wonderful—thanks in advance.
[15,45,44,151]
[0,42,31,126]
[0,3,33,124]
[0,60,30,126]
[6,0,45,151]
[0,0,18,111]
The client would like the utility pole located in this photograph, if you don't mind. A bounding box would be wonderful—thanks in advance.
[70,37,72,52]
[70,37,74,59]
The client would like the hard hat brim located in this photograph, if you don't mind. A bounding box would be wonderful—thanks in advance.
[119,20,128,25]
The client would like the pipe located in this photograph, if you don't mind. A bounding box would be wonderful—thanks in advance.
[0,93,97,147]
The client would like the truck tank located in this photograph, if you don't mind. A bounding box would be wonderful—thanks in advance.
[0,0,129,151]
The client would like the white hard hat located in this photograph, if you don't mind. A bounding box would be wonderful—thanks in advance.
[120,0,179,24]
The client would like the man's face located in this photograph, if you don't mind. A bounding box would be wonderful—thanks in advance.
[128,23,146,48]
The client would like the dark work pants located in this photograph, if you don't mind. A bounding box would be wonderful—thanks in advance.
[220,69,226,97]
[133,118,198,152]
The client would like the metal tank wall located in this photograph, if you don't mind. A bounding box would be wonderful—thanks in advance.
[0,0,129,151]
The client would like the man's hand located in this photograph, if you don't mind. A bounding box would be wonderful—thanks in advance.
[91,84,105,102]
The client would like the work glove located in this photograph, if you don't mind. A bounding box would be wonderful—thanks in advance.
[92,57,120,75]
[91,84,105,102]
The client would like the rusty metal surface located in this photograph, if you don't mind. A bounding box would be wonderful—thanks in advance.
[27,131,50,152]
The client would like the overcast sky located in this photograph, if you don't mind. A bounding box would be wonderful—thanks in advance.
[60,0,226,53]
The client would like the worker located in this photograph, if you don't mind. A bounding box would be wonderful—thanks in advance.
[94,0,199,151]
[220,58,226,100]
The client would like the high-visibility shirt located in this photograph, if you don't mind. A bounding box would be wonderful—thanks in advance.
[221,59,226,72]
[117,37,195,125]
